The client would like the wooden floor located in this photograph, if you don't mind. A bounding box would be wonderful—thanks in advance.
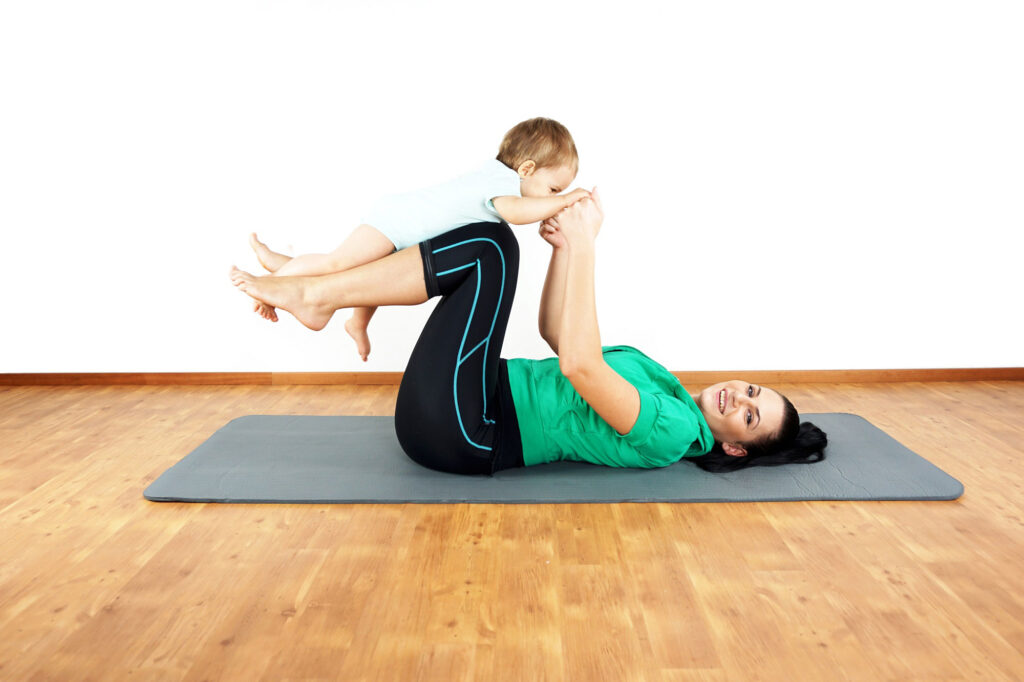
[1,380,1022,681]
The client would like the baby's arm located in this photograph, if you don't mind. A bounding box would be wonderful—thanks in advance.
[491,189,590,225]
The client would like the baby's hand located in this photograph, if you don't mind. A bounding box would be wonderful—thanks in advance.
[564,188,591,204]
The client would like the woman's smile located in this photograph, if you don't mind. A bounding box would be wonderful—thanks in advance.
[718,388,728,414]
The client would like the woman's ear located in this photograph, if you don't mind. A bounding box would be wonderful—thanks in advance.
[722,442,748,457]
[517,160,536,177]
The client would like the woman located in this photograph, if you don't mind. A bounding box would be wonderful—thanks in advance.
[230,190,827,475]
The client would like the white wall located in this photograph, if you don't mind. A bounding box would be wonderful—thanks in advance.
[1,0,1021,372]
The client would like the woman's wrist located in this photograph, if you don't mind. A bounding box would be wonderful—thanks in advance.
[564,235,596,254]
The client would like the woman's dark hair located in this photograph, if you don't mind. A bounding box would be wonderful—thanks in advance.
[688,393,828,473]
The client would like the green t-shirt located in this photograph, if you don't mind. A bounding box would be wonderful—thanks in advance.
[506,345,714,468]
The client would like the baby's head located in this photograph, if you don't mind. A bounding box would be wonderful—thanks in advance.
[497,117,578,198]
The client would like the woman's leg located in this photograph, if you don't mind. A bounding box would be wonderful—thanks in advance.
[232,221,521,474]
[230,244,429,331]
[394,222,520,475]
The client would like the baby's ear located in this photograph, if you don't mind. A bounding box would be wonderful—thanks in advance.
[517,159,536,177]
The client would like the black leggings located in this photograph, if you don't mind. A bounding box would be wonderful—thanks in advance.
[394,222,524,475]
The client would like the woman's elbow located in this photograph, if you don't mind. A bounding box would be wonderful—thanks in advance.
[559,350,604,382]
[557,353,576,378]
[558,353,589,380]
[539,328,559,355]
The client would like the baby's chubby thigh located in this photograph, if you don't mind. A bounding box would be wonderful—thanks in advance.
[329,223,399,270]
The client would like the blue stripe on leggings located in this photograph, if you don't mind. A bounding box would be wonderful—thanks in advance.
[436,262,476,277]
[432,237,507,451]
[460,338,488,364]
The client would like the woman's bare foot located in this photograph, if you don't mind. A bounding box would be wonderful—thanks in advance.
[249,233,291,273]
[230,266,334,331]
[344,316,372,362]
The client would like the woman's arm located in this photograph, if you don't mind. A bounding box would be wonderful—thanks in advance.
[538,221,568,353]
[554,193,642,436]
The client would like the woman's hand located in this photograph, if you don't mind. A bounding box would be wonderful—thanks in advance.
[540,187,598,249]
[539,217,567,249]
[553,187,603,247]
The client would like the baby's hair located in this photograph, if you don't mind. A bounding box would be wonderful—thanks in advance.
[497,117,578,175]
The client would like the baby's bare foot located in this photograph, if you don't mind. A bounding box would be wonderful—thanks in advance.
[253,299,278,322]
[344,316,372,362]
[230,266,333,331]
[249,233,290,273]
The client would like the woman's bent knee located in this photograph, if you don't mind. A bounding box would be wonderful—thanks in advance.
[394,412,491,475]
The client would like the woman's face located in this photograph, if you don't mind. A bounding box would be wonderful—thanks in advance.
[693,380,787,456]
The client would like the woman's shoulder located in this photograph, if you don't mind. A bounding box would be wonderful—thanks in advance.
[601,345,696,399]
[601,345,670,371]
[601,344,649,358]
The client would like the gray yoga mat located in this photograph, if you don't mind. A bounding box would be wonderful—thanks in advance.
[143,414,963,503]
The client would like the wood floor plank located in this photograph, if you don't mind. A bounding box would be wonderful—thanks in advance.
[1,382,1023,680]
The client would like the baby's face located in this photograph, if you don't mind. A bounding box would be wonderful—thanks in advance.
[519,163,577,198]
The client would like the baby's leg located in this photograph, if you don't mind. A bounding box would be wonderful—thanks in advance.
[252,225,392,359]
[284,225,392,360]
[247,234,290,320]
[229,245,429,332]
[249,233,291,273]
[271,225,395,278]
[345,305,376,362]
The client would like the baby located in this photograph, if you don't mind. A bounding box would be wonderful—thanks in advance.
[242,117,589,361]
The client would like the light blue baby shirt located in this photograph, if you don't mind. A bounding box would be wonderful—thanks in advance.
[362,159,522,250]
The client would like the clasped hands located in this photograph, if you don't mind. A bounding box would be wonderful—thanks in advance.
[539,187,603,250]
